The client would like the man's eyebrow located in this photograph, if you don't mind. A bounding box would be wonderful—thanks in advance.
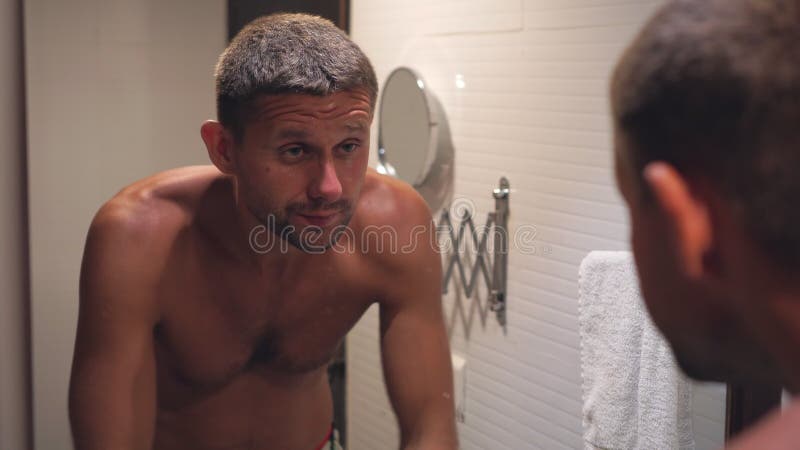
[275,128,310,140]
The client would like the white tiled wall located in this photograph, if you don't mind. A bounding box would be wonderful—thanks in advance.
[347,1,727,449]
[24,1,224,447]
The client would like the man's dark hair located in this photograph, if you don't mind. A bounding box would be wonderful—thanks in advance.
[215,13,378,140]
[612,0,800,266]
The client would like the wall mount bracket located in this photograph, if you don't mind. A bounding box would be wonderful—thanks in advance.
[440,177,510,329]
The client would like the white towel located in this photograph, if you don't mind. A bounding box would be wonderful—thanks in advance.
[579,251,694,450]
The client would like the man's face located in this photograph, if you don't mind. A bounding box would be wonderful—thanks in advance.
[613,131,775,384]
[232,89,372,251]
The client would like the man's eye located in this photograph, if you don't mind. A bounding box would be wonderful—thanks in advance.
[340,143,359,153]
[282,146,305,158]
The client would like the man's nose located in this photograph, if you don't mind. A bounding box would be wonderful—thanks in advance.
[309,158,343,203]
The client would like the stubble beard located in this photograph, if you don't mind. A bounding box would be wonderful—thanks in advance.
[249,200,354,253]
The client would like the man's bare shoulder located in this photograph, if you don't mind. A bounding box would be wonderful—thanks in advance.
[726,401,800,450]
[94,165,227,233]
[353,169,437,270]
[83,166,228,290]
[356,169,433,232]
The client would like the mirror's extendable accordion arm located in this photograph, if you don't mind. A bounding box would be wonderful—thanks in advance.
[440,177,510,331]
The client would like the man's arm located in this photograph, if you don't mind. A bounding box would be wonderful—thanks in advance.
[378,189,458,450]
[69,203,162,450]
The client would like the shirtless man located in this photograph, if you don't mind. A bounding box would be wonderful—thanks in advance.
[612,0,800,448]
[68,14,457,450]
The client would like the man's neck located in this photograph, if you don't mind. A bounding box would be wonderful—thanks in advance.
[727,399,800,450]
[230,198,317,277]
[739,277,800,394]
[760,292,800,394]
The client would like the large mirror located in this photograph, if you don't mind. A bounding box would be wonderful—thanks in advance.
[12,1,789,450]
[378,67,453,212]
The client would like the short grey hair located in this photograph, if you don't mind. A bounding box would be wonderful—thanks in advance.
[214,13,378,140]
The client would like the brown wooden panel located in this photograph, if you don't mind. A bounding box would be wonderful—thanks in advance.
[228,0,350,39]
[725,382,783,441]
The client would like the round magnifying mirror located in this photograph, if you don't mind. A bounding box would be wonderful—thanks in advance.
[378,68,432,185]
[377,67,453,211]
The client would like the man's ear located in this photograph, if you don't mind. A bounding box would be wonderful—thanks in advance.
[643,161,715,279]
[200,120,237,174]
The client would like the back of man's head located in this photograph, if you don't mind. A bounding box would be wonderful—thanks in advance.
[214,13,378,141]
[612,0,800,267]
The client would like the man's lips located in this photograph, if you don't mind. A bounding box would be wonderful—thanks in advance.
[296,211,341,227]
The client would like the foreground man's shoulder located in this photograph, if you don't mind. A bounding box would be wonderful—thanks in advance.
[726,401,800,450]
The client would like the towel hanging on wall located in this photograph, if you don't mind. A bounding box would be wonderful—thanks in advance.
[578,251,694,450]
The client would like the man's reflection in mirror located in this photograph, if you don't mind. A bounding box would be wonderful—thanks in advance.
[69,13,457,450]
[612,1,800,448]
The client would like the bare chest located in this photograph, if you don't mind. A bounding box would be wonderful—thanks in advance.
[155,257,375,390]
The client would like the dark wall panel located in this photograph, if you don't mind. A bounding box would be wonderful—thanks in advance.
[228,0,348,39]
